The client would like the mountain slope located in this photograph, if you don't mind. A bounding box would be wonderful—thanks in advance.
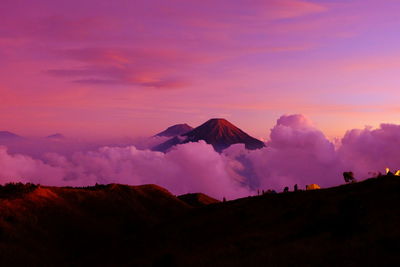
[0,183,191,266]
[183,118,265,151]
[154,118,265,152]
[0,131,21,139]
[152,135,185,152]
[0,176,399,266]
[46,133,65,140]
[155,124,193,137]
[133,175,400,266]
[178,193,220,207]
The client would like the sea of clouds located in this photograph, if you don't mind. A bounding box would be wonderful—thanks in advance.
[0,114,399,200]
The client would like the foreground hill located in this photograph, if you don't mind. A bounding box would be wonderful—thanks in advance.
[178,192,220,207]
[154,118,265,152]
[0,184,190,266]
[133,176,400,266]
[0,176,399,266]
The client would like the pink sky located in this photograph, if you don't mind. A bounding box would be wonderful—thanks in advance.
[1,0,400,140]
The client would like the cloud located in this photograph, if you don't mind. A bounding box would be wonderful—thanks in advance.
[158,0,326,24]
[0,146,64,185]
[261,0,327,20]
[46,47,196,88]
[0,0,335,96]
[70,76,189,89]
[338,123,400,177]
[0,13,116,42]
[1,114,399,200]
[224,114,341,191]
[0,141,250,199]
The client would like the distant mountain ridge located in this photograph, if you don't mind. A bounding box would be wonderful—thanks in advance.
[0,131,21,139]
[153,118,265,152]
[46,133,65,139]
[155,124,193,137]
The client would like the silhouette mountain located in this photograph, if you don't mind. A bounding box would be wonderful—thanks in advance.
[153,135,186,152]
[178,193,220,207]
[46,133,65,140]
[0,131,21,139]
[155,124,193,137]
[153,118,265,152]
[1,176,400,266]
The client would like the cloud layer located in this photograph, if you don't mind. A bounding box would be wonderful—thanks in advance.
[0,114,399,200]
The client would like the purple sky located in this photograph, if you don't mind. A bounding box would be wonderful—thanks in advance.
[1,0,400,139]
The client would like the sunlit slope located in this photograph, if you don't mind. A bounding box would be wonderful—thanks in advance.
[0,184,190,266]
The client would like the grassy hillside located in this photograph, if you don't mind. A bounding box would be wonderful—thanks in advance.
[178,193,220,207]
[141,176,400,267]
[0,176,399,266]
[0,183,189,266]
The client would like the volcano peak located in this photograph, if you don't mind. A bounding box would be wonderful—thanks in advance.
[153,118,265,152]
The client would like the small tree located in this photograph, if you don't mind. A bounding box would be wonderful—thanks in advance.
[343,171,356,183]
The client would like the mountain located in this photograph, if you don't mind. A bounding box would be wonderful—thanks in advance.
[178,193,220,207]
[155,123,193,137]
[0,131,21,139]
[153,118,265,152]
[0,176,400,266]
[153,135,186,152]
[138,175,400,266]
[0,183,192,266]
[46,133,65,140]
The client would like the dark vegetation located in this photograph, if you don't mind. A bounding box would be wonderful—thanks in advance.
[178,193,220,207]
[0,182,38,199]
[0,176,399,266]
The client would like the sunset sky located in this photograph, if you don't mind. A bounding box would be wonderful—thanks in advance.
[1,0,400,139]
